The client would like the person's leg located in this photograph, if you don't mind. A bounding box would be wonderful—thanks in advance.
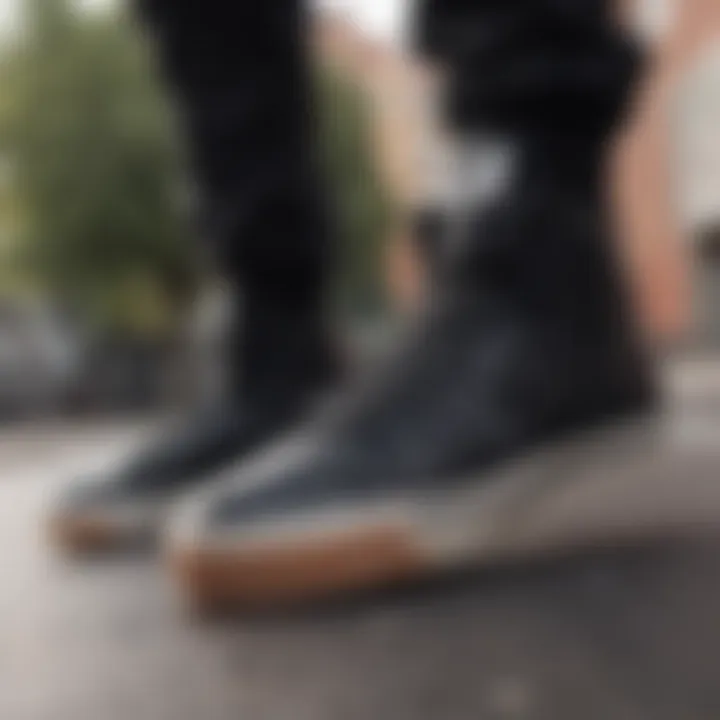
[166,0,658,610]
[142,0,329,336]
[49,0,335,553]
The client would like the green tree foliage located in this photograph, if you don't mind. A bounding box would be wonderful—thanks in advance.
[0,0,198,336]
[320,70,393,317]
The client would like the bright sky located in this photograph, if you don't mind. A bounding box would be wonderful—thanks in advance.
[318,0,407,44]
[0,0,408,44]
[0,0,15,35]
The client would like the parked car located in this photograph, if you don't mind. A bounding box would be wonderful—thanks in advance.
[0,299,185,422]
[0,301,80,420]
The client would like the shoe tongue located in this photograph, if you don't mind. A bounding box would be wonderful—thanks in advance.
[446,133,604,203]
[427,132,608,284]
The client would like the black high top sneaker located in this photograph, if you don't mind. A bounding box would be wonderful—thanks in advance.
[48,301,336,554]
[166,10,656,609]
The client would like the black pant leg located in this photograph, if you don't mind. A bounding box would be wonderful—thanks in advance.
[137,0,329,311]
[416,0,641,138]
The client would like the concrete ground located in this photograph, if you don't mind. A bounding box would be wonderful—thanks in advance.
[2,377,720,720]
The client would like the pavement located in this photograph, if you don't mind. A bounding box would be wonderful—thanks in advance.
[2,386,720,720]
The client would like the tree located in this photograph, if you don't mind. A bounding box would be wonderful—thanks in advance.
[320,69,393,317]
[0,0,199,338]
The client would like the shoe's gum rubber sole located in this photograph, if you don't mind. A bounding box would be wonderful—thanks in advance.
[49,516,126,554]
[170,527,425,612]
[48,503,162,555]
[166,417,720,613]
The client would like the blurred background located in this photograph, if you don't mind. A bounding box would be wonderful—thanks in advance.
[0,0,717,423]
[0,3,720,719]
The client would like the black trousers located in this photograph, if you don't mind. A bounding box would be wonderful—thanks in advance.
[138,0,639,310]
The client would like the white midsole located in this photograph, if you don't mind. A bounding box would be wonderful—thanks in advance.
[167,416,720,564]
